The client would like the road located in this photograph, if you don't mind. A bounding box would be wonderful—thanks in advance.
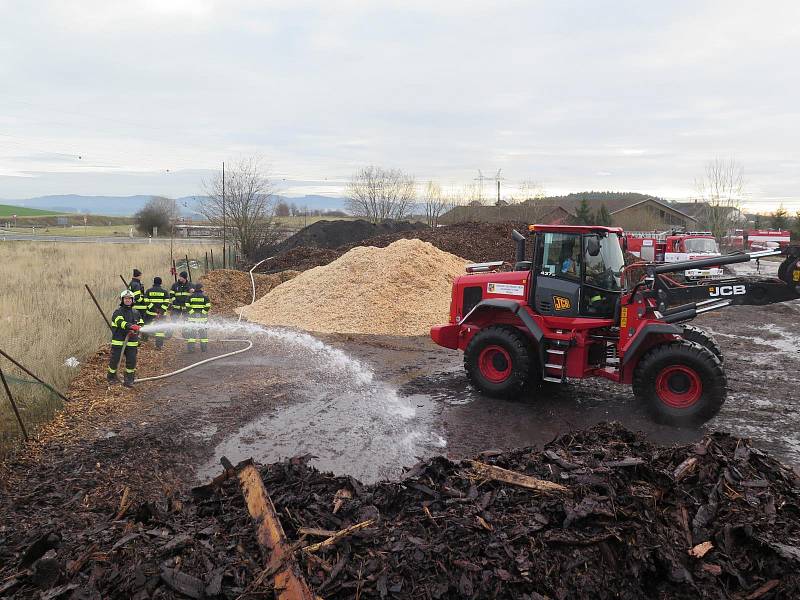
[0,231,215,244]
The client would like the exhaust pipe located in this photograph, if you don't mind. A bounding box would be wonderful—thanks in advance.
[512,229,526,263]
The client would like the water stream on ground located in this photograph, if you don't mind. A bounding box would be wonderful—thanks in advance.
[143,320,447,483]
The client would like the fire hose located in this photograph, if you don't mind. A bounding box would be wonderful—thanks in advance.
[133,257,274,383]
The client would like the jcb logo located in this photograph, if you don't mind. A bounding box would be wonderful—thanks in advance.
[708,285,746,297]
[553,296,572,311]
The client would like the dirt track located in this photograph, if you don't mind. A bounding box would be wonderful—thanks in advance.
[61,293,799,490]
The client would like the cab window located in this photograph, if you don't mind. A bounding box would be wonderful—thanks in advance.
[539,233,581,280]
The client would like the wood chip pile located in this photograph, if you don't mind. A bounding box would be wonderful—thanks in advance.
[201,269,299,317]
[239,239,467,336]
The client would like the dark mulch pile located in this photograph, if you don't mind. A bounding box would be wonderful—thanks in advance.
[3,423,798,598]
[268,219,427,256]
[257,222,527,274]
[260,246,344,274]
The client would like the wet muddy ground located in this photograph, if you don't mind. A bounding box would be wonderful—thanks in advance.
[17,258,795,494]
[110,284,800,488]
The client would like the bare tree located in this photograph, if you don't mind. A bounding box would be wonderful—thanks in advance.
[695,158,746,241]
[201,158,281,259]
[422,181,449,227]
[345,166,416,223]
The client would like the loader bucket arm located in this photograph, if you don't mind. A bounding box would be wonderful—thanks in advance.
[645,246,800,323]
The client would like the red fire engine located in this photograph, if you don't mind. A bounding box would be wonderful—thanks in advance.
[625,230,722,278]
[727,229,791,251]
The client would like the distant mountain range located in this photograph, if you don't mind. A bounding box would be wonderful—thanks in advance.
[0,194,347,217]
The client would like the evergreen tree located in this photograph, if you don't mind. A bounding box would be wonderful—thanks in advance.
[572,199,593,225]
[771,205,789,230]
[594,204,612,226]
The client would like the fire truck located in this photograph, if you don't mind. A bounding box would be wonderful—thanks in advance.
[625,230,722,278]
[727,229,791,251]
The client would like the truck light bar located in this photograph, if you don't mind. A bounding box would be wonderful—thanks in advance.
[465,261,505,273]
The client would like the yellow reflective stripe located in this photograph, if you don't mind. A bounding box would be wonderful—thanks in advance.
[111,340,126,346]
[127,341,139,347]
[108,367,116,373]
[125,368,135,373]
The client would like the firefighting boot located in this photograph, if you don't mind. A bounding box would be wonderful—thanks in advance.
[123,371,135,388]
[107,371,118,385]
[200,342,208,353]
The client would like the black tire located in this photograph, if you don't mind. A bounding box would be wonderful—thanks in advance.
[464,326,536,398]
[633,341,726,426]
[681,325,724,364]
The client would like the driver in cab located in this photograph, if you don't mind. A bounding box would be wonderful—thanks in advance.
[561,245,580,277]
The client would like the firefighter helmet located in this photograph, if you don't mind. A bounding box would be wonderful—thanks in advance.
[120,289,135,299]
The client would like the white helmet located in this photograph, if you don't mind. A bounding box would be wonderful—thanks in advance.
[120,289,135,299]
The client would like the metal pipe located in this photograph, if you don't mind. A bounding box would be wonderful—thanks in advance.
[512,229,526,263]
[652,250,775,275]
[0,365,28,441]
[0,348,70,403]
[85,284,113,330]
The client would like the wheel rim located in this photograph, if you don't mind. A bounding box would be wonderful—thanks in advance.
[478,345,512,383]
[655,365,702,408]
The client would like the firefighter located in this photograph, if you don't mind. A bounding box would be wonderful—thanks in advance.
[186,282,211,353]
[169,271,192,320]
[128,268,148,338]
[144,276,171,349]
[108,289,143,387]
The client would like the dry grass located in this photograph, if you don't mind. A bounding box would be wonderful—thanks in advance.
[0,241,220,449]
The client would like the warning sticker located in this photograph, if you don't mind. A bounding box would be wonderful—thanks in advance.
[487,282,525,296]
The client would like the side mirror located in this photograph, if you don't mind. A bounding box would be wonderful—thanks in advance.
[586,235,601,257]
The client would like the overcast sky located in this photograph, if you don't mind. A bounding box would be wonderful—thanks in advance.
[1,1,799,212]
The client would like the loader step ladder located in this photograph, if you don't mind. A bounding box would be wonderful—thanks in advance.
[543,339,569,383]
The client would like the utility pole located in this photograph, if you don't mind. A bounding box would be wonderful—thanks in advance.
[491,169,505,206]
[222,161,226,269]
[474,170,489,204]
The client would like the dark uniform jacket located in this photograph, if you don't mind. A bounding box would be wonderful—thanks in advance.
[144,285,170,317]
[128,278,147,311]
[187,291,211,322]
[110,305,143,346]
[169,280,192,311]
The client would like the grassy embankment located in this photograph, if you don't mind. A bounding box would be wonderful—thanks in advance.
[0,241,220,449]
[0,204,62,217]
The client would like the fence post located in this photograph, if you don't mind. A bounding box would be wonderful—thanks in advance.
[185,254,192,282]
[0,365,28,441]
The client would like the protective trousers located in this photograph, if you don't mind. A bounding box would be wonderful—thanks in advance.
[148,314,167,349]
[186,318,208,353]
[108,344,138,383]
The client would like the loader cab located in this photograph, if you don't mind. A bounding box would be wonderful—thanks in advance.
[529,225,625,320]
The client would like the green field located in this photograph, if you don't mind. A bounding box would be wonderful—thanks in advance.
[0,204,63,217]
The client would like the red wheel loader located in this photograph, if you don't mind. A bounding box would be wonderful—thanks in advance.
[430,225,800,426]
